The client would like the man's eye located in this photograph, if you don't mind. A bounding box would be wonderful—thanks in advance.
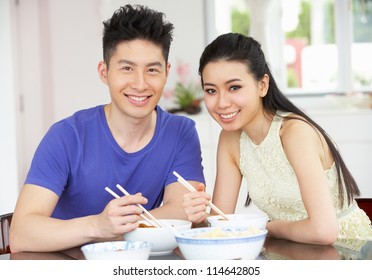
[148,68,160,73]
[121,66,132,71]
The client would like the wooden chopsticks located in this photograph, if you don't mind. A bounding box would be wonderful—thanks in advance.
[173,171,229,220]
[105,185,163,228]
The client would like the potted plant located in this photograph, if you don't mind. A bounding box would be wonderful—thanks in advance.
[167,61,203,115]
[172,82,202,114]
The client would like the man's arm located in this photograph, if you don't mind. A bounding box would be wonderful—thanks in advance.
[9,184,147,252]
[149,181,202,220]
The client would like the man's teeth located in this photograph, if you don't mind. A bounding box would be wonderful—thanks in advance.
[220,111,238,119]
[129,95,147,102]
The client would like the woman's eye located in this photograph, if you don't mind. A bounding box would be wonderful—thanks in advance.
[204,88,216,95]
[230,85,241,91]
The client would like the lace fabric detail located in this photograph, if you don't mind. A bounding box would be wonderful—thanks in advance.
[239,111,372,241]
[337,207,372,240]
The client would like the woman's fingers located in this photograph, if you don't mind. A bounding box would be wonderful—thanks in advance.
[183,189,211,223]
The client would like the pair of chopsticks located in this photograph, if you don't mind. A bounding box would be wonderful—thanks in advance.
[105,184,163,228]
[173,171,229,220]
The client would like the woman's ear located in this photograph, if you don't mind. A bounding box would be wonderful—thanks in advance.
[260,74,270,97]
[98,61,108,85]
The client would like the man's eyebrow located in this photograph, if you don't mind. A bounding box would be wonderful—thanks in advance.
[147,61,164,68]
[117,60,163,67]
[117,59,135,65]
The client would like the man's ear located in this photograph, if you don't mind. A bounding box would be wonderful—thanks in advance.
[98,61,108,85]
[165,63,171,78]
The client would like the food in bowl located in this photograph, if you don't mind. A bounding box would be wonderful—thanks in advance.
[123,219,192,256]
[138,223,156,228]
[81,241,152,260]
[207,213,269,229]
[194,226,262,238]
[175,227,268,260]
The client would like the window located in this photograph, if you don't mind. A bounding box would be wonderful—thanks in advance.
[210,0,372,95]
[284,0,336,92]
[351,0,372,90]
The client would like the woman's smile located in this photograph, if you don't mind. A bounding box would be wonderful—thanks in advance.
[218,110,241,121]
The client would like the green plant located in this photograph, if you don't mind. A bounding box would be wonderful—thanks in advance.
[174,82,201,109]
[287,68,299,88]
[231,8,250,35]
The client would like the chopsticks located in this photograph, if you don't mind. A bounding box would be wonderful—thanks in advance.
[104,185,163,228]
[173,171,229,220]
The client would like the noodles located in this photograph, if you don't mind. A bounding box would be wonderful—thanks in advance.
[194,227,262,238]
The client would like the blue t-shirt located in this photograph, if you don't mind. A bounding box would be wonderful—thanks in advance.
[25,105,205,219]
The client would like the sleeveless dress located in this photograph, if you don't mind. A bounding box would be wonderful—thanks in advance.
[239,112,372,254]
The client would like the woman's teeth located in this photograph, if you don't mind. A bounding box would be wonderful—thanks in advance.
[220,111,238,119]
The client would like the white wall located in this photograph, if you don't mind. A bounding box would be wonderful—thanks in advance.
[47,0,206,121]
[1,0,206,212]
[0,0,19,214]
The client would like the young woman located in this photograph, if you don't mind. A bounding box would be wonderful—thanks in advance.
[183,33,372,246]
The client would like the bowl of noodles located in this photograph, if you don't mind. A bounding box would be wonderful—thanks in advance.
[123,219,191,256]
[207,213,269,229]
[175,226,267,260]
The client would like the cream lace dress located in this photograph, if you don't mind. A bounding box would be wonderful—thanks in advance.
[239,112,372,254]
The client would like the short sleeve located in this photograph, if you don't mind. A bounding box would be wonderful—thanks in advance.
[164,118,205,187]
[24,122,77,196]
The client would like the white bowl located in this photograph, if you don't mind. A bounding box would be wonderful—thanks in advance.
[175,227,267,260]
[207,213,269,229]
[123,219,192,256]
[81,241,152,260]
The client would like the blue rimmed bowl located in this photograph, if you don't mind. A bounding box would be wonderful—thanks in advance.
[175,227,267,260]
[81,240,152,260]
[206,213,269,229]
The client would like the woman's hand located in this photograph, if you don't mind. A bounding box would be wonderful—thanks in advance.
[182,183,211,224]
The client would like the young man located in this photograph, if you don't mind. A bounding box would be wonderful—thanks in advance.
[10,4,205,252]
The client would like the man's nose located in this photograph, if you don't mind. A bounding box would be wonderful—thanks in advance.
[131,72,149,91]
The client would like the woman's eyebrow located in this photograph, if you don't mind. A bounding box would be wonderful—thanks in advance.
[203,78,242,87]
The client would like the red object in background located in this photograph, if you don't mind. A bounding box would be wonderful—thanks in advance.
[0,213,13,254]
[355,198,372,220]
[286,38,307,87]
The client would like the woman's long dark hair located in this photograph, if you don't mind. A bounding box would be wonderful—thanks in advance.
[199,33,359,208]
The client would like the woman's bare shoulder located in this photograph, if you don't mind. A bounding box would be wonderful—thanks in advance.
[218,129,242,161]
[218,129,242,145]
[280,114,317,138]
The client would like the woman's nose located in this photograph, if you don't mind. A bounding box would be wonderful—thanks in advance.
[217,92,231,109]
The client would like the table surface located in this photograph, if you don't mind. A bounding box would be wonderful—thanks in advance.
[1,237,371,260]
